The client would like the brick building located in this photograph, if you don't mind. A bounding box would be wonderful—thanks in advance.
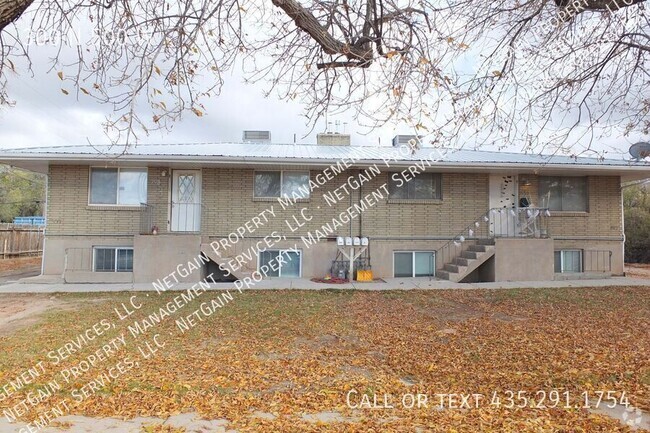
[2,133,648,284]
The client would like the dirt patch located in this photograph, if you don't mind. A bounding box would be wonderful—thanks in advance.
[0,294,71,336]
[0,256,41,274]
[626,263,650,279]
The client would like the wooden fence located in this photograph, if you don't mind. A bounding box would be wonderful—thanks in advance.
[0,224,44,258]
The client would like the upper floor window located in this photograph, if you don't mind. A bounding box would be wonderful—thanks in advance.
[389,173,441,200]
[89,168,148,205]
[254,171,310,199]
[539,176,587,212]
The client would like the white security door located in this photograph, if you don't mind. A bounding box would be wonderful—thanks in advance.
[171,170,201,232]
[488,174,517,237]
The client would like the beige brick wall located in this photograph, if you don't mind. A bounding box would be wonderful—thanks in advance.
[197,168,489,238]
[47,165,142,235]
[518,175,622,238]
[48,165,622,240]
[360,172,488,237]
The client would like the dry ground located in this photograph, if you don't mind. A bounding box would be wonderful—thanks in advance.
[0,256,41,274]
[0,287,648,432]
[627,263,650,280]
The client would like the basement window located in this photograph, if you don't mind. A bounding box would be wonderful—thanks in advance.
[254,171,310,199]
[258,249,302,277]
[554,250,583,273]
[89,167,148,205]
[394,251,435,277]
[94,247,134,272]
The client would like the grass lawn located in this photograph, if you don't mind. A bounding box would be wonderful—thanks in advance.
[0,287,648,432]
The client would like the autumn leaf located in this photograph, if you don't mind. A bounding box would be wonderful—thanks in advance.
[57,71,64,80]
[61,89,69,95]
[191,107,203,117]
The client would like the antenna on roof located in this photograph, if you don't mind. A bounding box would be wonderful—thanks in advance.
[629,142,650,160]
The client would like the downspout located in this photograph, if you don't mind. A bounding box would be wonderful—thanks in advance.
[349,172,353,238]
[41,169,48,277]
[358,169,362,237]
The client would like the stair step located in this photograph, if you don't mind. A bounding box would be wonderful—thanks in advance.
[454,257,473,266]
[468,244,488,252]
[437,270,450,280]
[477,238,496,246]
[461,251,479,259]
[444,263,465,273]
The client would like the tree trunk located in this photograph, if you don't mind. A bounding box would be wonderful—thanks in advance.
[0,0,33,32]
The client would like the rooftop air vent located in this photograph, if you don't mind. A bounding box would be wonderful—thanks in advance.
[392,135,423,147]
[243,130,271,143]
[316,133,351,146]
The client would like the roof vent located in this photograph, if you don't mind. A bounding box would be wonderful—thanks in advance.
[392,135,423,147]
[316,133,351,146]
[243,130,271,143]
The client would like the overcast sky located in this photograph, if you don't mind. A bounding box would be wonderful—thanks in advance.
[0,28,644,159]
[0,48,407,149]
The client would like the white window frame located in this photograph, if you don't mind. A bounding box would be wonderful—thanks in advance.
[393,251,436,277]
[253,170,310,199]
[555,249,583,273]
[88,167,148,206]
[92,247,134,272]
[257,249,303,277]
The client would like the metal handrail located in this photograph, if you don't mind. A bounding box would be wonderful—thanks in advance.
[139,201,208,234]
[435,209,491,270]
[435,207,551,271]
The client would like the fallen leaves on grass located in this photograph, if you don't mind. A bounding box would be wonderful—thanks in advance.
[0,287,648,432]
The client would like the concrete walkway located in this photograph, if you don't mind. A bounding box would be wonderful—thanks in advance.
[0,275,648,293]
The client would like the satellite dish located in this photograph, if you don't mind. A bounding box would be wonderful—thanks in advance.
[629,142,650,160]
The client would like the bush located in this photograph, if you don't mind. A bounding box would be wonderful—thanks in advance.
[624,185,650,263]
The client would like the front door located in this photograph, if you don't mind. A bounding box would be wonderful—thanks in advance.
[171,170,201,232]
[488,174,517,237]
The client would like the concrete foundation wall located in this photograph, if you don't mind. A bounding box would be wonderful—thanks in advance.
[133,234,202,284]
[553,239,623,276]
[493,238,555,282]
[46,236,135,284]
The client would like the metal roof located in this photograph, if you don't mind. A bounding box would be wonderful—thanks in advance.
[1,143,649,179]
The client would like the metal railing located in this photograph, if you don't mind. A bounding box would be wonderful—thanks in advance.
[435,207,551,272]
[139,204,154,235]
[583,250,612,273]
[139,202,207,234]
[488,207,550,238]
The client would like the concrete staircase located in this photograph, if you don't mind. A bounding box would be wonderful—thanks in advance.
[200,242,253,281]
[437,239,495,282]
